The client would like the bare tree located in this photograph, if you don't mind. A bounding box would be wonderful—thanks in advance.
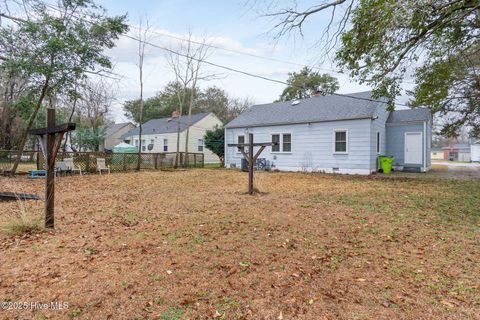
[258,0,354,56]
[64,79,115,152]
[166,31,214,168]
[136,17,151,170]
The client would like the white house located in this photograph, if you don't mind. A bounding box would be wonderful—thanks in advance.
[122,112,222,164]
[471,140,480,162]
[225,92,432,174]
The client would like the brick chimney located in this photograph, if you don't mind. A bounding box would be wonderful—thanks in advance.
[171,110,179,118]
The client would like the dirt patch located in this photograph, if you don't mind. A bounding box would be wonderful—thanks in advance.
[0,170,479,319]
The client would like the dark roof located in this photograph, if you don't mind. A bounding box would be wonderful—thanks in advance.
[225,92,384,128]
[105,122,134,137]
[442,144,470,150]
[387,108,431,123]
[122,113,210,138]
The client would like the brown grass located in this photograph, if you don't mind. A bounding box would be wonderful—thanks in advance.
[0,170,479,319]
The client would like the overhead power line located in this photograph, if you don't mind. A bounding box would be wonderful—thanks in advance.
[6,1,412,108]
[128,24,344,75]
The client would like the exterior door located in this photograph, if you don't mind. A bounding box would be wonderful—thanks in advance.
[405,132,423,164]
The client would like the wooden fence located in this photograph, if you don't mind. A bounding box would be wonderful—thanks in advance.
[0,150,204,173]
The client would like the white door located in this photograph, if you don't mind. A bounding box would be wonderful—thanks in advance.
[405,132,423,164]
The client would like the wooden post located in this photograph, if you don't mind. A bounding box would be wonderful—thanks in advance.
[45,108,56,228]
[123,153,127,171]
[29,111,75,229]
[248,133,254,195]
[85,153,90,173]
[227,134,275,195]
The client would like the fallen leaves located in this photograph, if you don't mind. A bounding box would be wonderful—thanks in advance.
[0,170,478,319]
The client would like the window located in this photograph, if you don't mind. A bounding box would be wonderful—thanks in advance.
[198,139,204,152]
[163,139,168,152]
[376,131,380,154]
[283,134,291,152]
[334,130,348,153]
[237,135,245,152]
[238,135,245,145]
[271,134,280,152]
[141,139,146,152]
[134,140,139,147]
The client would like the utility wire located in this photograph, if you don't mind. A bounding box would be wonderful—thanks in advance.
[7,1,413,108]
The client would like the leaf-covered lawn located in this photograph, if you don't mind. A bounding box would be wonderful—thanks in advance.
[0,170,479,319]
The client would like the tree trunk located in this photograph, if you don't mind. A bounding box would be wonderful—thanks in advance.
[184,105,192,167]
[10,78,50,176]
[136,65,144,171]
[174,112,181,168]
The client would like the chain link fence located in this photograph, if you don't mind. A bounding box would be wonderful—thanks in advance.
[0,150,204,174]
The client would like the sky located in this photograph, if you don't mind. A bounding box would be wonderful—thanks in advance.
[93,0,413,122]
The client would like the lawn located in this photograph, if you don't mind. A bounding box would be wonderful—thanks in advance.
[0,170,479,319]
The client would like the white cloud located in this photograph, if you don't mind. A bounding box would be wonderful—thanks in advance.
[104,27,380,122]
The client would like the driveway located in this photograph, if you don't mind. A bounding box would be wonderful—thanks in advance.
[431,160,480,179]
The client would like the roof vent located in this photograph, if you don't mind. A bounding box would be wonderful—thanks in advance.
[291,100,301,106]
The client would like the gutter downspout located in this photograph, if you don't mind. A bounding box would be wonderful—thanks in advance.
[423,121,427,172]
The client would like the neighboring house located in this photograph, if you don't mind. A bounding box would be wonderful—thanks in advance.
[442,144,471,162]
[101,122,136,151]
[431,148,444,160]
[122,112,222,163]
[471,140,480,162]
[225,92,432,174]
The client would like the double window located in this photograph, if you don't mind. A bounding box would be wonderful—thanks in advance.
[334,130,348,153]
[198,139,204,152]
[271,134,292,153]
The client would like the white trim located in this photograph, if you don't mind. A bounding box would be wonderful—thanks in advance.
[333,129,349,154]
[262,166,372,175]
[236,134,245,154]
[270,132,292,154]
[197,138,204,152]
[423,121,427,172]
[404,131,423,165]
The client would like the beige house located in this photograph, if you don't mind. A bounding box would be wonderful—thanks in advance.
[430,148,444,160]
[101,122,136,151]
[122,112,222,163]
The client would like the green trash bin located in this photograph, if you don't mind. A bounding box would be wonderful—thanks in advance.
[378,156,394,174]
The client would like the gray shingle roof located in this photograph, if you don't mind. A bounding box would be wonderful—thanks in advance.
[224,92,383,128]
[387,108,431,123]
[122,112,210,138]
[105,123,134,137]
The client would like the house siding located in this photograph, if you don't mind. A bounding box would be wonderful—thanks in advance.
[126,113,222,163]
[102,124,136,151]
[386,121,429,170]
[225,118,374,174]
[370,104,389,171]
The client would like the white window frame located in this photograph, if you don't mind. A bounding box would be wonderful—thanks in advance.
[197,139,204,152]
[376,131,381,154]
[271,132,292,154]
[282,133,292,153]
[163,138,168,152]
[333,129,349,154]
[236,135,245,153]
